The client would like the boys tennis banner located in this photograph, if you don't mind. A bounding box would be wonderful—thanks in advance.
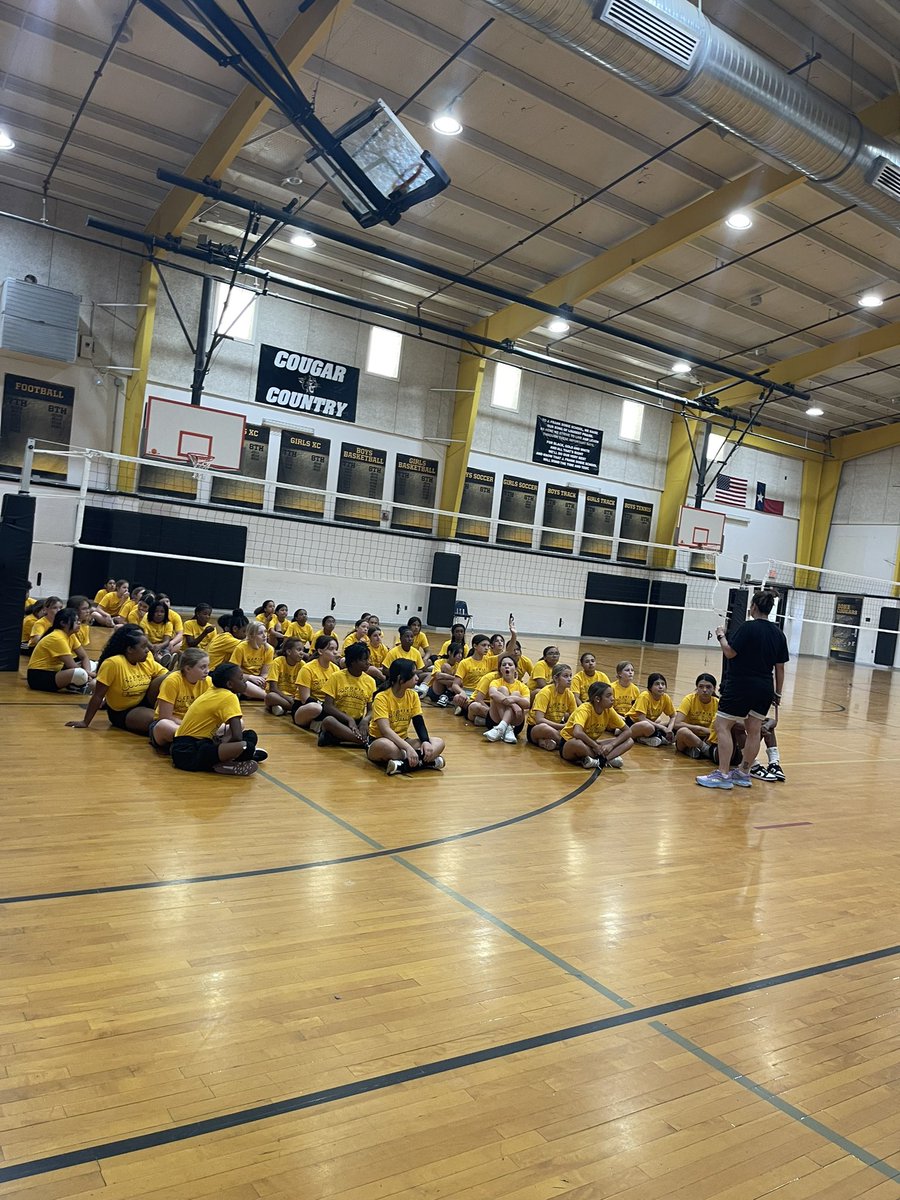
[618,498,654,564]
[457,468,495,541]
[0,373,74,479]
[335,442,386,526]
[274,433,330,518]
[392,454,438,533]
[255,344,359,422]
[532,414,601,475]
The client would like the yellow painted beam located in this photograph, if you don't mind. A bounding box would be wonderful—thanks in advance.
[831,421,900,463]
[118,262,158,490]
[795,457,842,589]
[438,353,487,539]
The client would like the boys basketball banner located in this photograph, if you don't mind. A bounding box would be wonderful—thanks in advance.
[0,372,74,479]
[254,343,359,422]
[392,454,438,533]
[532,414,601,475]
[210,423,269,510]
[497,474,538,547]
[540,483,578,553]
[618,498,654,564]
[275,433,331,518]
[335,442,386,527]
[829,594,863,663]
[581,492,617,559]
[457,467,495,541]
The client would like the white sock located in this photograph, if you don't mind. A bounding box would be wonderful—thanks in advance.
[71,667,89,686]
[767,746,779,764]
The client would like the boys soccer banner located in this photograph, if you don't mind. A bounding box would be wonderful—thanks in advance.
[497,474,538,547]
[581,492,617,559]
[532,414,601,475]
[618,498,654,564]
[0,373,74,479]
[540,484,577,553]
[335,442,386,526]
[210,423,268,509]
[392,454,438,533]
[457,467,494,542]
[255,343,359,422]
[274,433,331,518]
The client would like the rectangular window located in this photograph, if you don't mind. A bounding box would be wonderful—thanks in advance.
[706,432,726,462]
[213,281,256,343]
[366,326,402,378]
[490,362,521,411]
[619,399,644,442]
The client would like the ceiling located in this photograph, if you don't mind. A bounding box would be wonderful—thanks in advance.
[1,0,899,441]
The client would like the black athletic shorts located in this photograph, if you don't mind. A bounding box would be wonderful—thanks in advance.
[171,735,220,772]
[717,678,774,721]
[107,704,141,731]
[26,668,59,692]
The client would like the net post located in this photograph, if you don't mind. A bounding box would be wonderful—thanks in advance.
[739,554,749,588]
[18,438,35,494]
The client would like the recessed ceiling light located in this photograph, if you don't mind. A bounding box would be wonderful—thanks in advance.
[290,231,316,249]
[671,360,692,375]
[282,174,303,187]
[725,210,753,230]
[806,406,824,416]
[547,318,570,334]
[858,292,883,308]
[431,114,463,136]
[0,129,15,151]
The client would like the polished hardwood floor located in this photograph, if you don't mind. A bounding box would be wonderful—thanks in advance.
[2,629,900,1198]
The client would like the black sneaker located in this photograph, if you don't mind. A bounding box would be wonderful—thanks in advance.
[767,762,786,782]
[749,763,769,779]
[317,728,330,747]
[252,749,268,762]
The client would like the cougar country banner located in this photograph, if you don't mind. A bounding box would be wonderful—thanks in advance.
[392,454,438,533]
[829,594,863,663]
[335,442,386,526]
[497,474,538,548]
[618,498,654,565]
[254,344,359,422]
[274,433,331,518]
[0,373,74,479]
[540,483,578,553]
[457,467,495,542]
[210,423,269,509]
[532,414,601,475]
[581,492,617,560]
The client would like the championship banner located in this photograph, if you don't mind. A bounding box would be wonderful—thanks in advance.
[497,474,538,548]
[540,483,577,553]
[830,594,863,662]
[618,498,653,564]
[532,414,601,475]
[274,433,331,518]
[457,467,494,542]
[335,442,386,526]
[210,423,269,509]
[392,453,438,533]
[0,373,74,479]
[581,492,617,559]
[254,343,359,423]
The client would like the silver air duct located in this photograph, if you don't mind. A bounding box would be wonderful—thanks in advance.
[483,0,900,229]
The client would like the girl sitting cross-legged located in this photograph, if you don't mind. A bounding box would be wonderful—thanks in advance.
[526,663,577,751]
[318,642,376,747]
[480,653,531,744]
[366,659,445,776]
[26,607,92,693]
[626,672,676,746]
[170,662,267,777]
[674,673,719,759]
[560,681,634,771]
[148,648,212,752]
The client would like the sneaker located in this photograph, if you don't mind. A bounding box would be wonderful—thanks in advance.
[270,704,286,717]
[696,769,733,790]
[503,727,518,743]
[473,716,487,727]
[582,756,601,770]
[424,755,445,771]
[317,728,331,747]
[730,768,752,788]
[252,749,268,762]
[607,756,624,768]
[453,705,464,716]
[436,694,450,708]
[213,760,259,776]
[767,762,786,782]
[415,684,428,696]
[385,759,406,776]
[158,652,173,668]
[749,763,769,780]
[685,746,701,759]
[640,736,663,748]
[483,726,503,742]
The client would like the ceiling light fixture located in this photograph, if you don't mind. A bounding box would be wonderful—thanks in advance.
[725,210,753,230]
[671,360,692,375]
[290,231,316,249]
[858,292,883,308]
[806,406,824,416]
[431,114,463,136]
[547,318,570,334]
[0,129,15,151]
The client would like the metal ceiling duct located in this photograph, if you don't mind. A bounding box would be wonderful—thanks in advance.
[482,0,900,229]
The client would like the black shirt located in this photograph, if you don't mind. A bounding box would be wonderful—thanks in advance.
[727,618,789,681]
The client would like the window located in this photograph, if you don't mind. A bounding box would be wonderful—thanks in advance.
[619,399,644,442]
[366,326,402,378]
[213,280,256,342]
[490,362,521,411]
[706,432,726,462]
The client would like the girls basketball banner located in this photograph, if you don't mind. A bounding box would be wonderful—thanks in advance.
[457,467,494,541]
[0,372,74,479]
[335,442,386,526]
[618,498,653,565]
[581,492,617,559]
[274,433,330,518]
[392,453,438,533]
[497,474,538,547]
[254,344,359,422]
[210,423,269,509]
[540,483,577,553]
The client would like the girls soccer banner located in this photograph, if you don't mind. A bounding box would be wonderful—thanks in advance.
[392,453,438,533]
[0,372,74,479]
[618,498,653,564]
[274,433,331,518]
[335,442,386,526]
[457,467,494,542]
[210,423,269,509]
[254,344,359,423]
[497,474,538,547]
[581,492,617,559]
[540,484,577,553]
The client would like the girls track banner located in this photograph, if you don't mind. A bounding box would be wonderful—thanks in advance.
[829,594,863,662]
[497,474,538,547]
[254,343,359,423]
[335,442,386,526]
[532,414,601,475]
[457,467,495,541]
[392,454,438,533]
[540,483,578,553]
[274,433,331,518]
[618,498,654,564]
[581,492,617,559]
[0,372,74,479]
[210,423,269,509]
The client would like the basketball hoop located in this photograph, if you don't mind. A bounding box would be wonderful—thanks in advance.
[186,452,215,473]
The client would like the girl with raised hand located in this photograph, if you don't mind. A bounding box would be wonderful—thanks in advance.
[170,662,267,777]
[627,672,677,746]
[27,608,91,693]
[526,663,577,751]
[230,619,272,700]
[366,658,445,775]
[482,653,531,744]
[149,648,211,751]
[674,673,718,759]
[560,681,634,771]
[66,624,167,734]
[292,634,339,729]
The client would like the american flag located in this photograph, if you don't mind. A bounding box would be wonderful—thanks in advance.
[715,473,748,507]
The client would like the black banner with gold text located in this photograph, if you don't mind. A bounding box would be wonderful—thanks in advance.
[0,373,74,479]
[497,474,538,547]
[581,492,617,559]
[540,484,577,553]
[274,433,331,518]
[618,498,653,564]
[457,468,495,542]
[210,423,269,509]
[392,454,438,532]
[335,442,386,526]
[830,594,863,663]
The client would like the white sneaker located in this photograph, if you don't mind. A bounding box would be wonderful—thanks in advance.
[483,726,503,741]
[436,694,450,708]
[415,684,428,696]
[685,746,701,759]
[582,756,600,770]
[607,756,623,768]
[503,727,518,744]
[270,704,286,717]
[453,705,464,716]
[640,736,663,747]
[426,755,445,771]
[385,759,405,775]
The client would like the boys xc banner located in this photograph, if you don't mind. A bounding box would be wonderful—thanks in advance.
[255,344,359,422]
[532,414,601,474]
[0,372,74,478]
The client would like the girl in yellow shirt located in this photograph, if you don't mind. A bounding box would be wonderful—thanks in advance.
[526,664,577,750]
[611,661,640,716]
[285,608,314,648]
[319,642,376,746]
[142,598,183,665]
[94,579,116,605]
[431,623,468,665]
[674,672,719,759]
[28,597,63,647]
[572,652,611,703]
[27,608,91,692]
[98,579,131,624]
[268,604,290,648]
[183,604,216,649]
[171,662,266,777]
[66,625,167,734]
[265,638,306,715]
[394,616,429,655]
[65,596,98,677]
[230,620,273,699]
[206,611,249,670]
[149,648,212,750]
[560,682,634,770]
[119,584,147,626]
[366,626,388,682]
[341,618,371,655]
[427,642,465,707]
[308,615,337,659]
[21,599,45,651]
[449,634,492,716]
[529,645,561,692]
[481,654,531,744]
[292,635,340,729]
[627,673,677,746]
[367,659,445,775]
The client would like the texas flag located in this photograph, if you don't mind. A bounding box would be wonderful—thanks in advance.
[755,482,784,516]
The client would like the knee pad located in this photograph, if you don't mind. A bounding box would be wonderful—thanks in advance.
[71,667,89,686]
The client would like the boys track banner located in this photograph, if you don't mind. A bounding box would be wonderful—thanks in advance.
[254,344,359,422]
[541,484,578,553]
[0,373,74,479]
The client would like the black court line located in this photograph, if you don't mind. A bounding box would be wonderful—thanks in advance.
[0,772,599,905]
[3,938,900,1185]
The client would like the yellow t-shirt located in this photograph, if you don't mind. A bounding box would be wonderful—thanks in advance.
[22,613,37,642]
[677,692,718,730]
[433,656,461,677]
[383,646,424,670]
[611,681,640,715]
[312,629,337,647]
[155,671,212,719]
[297,658,339,701]
[142,618,176,643]
[561,702,626,741]
[439,638,469,657]
[119,600,138,625]
[99,591,126,616]
[168,610,184,633]
[321,668,376,719]
[477,673,530,701]
[176,687,242,739]
[29,616,53,643]
[516,654,534,681]
[530,660,554,688]
[94,587,111,604]
[455,655,492,689]
[342,631,369,651]
[97,654,167,711]
[206,631,241,670]
[368,687,422,739]
[69,625,90,653]
[268,657,305,700]
[628,691,676,723]
[527,684,577,727]
[29,629,74,672]
[183,619,214,647]
[394,631,429,652]
[285,621,314,644]
[572,669,611,700]
[367,641,388,666]
[231,641,274,674]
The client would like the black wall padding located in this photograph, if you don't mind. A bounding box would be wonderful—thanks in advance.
[645,580,686,645]
[875,606,899,668]
[582,573,648,641]
[71,506,247,610]
[426,552,460,629]
[0,493,36,671]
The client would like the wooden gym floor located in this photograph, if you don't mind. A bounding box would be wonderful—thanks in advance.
[2,630,900,1199]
